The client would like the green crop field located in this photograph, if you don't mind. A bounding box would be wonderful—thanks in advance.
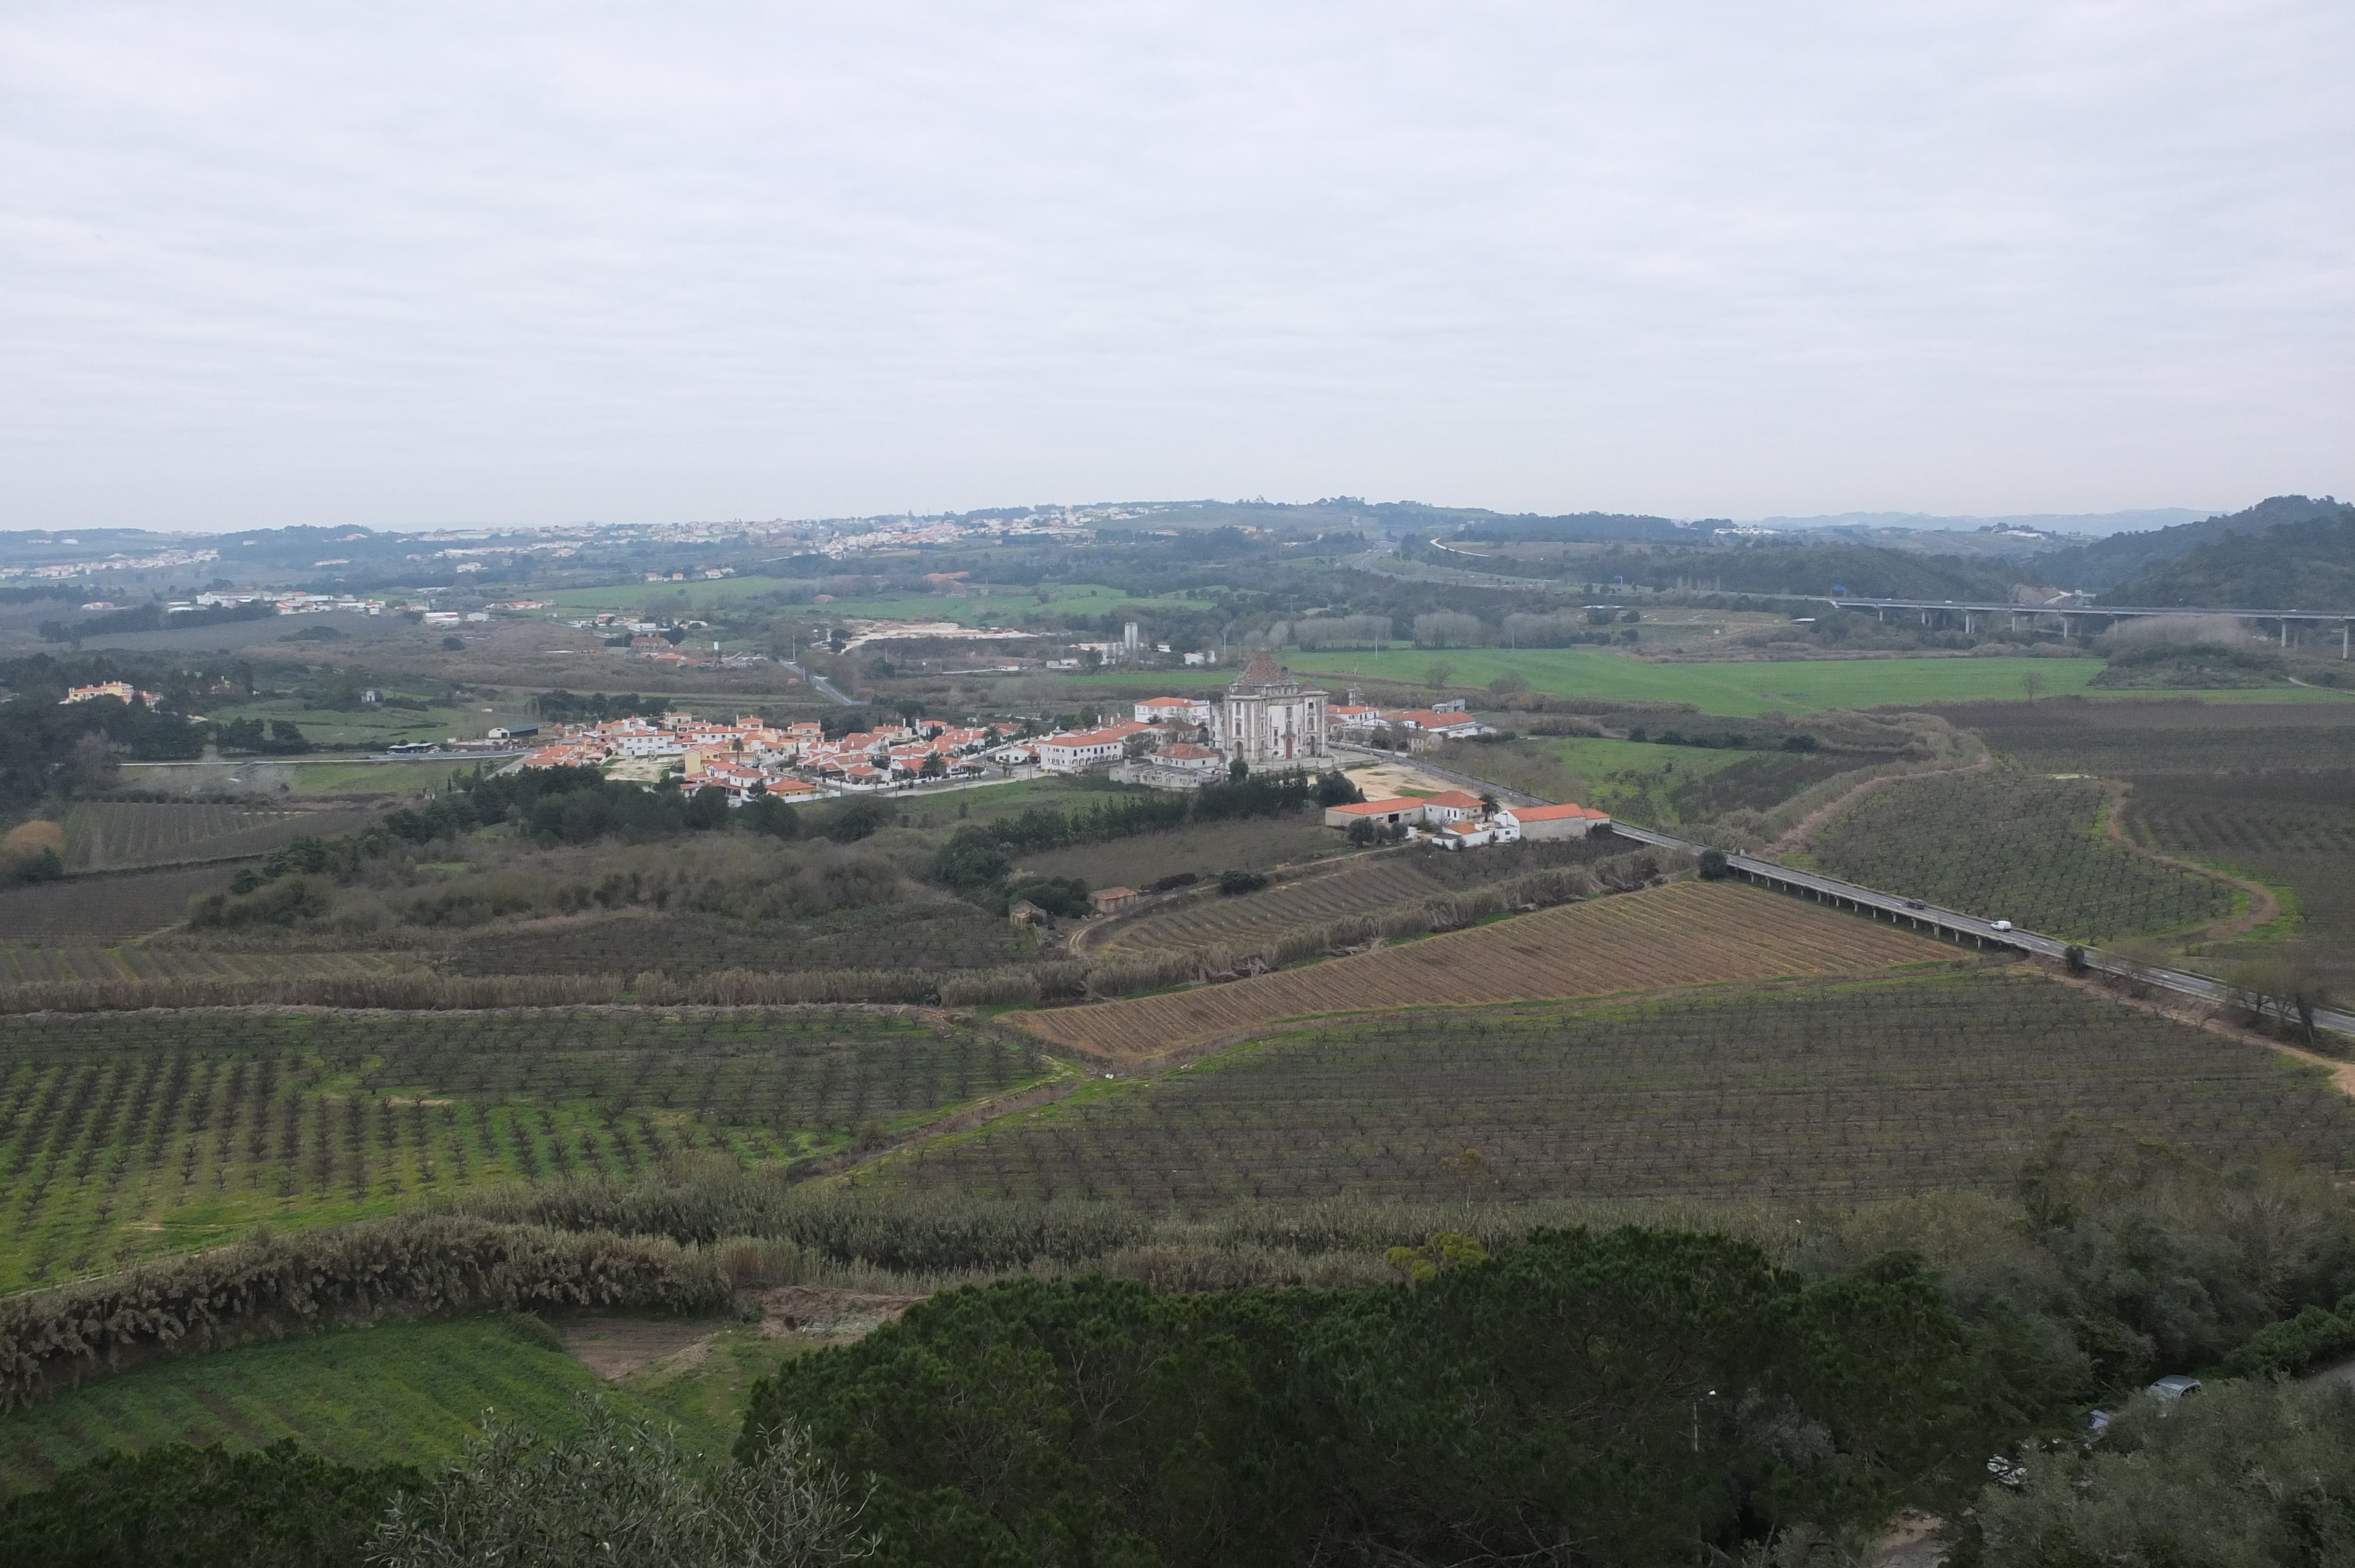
[1282,647,2355,716]
[1803,772,2235,941]
[896,974,2355,1205]
[1527,735,1754,782]
[279,760,466,795]
[0,1009,1052,1289]
[0,1316,684,1494]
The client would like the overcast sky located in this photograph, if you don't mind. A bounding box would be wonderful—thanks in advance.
[2,1,2349,530]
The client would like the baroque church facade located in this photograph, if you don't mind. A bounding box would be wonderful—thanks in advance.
[1210,650,1331,771]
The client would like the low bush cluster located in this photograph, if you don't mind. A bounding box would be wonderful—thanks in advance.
[0,1214,729,1413]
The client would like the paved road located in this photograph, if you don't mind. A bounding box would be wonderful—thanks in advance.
[1343,744,2355,1038]
[781,659,864,705]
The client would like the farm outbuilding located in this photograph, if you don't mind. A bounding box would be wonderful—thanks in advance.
[1324,799,1428,830]
[1512,803,1613,841]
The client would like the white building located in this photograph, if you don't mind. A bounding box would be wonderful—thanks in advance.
[1133,696,1215,727]
[1035,722,1146,773]
[1212,651,1330,772]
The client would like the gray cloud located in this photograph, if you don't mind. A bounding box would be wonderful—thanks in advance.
[1,0,2347,527]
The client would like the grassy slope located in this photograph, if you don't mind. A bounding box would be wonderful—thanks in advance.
[0,1317,699,1494]
[1282,647,2354,716]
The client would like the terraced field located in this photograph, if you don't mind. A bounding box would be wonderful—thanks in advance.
[910,974,2355,1205]
[1011,879,1953,1057]
[62,803,382,871]
[0,1008,1050,1288]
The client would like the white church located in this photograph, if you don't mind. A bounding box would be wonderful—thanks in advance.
[1121,650,1331,787]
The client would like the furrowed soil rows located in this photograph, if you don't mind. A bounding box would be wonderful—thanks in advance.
[1805,771,2233,941]
[61,803,382,872]
[0,866,237,940]
[0,1008,1049,1290]
[0,949,404,985]
[906,974,2355,1205]
[1009,880,1950,1057]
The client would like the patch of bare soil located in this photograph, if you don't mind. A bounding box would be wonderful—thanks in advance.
[555,1289,930,1381]
[745,1285,924,1343]
[555,1315,731,1380]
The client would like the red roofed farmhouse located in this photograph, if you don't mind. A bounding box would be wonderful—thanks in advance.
[1511,802,1613,840]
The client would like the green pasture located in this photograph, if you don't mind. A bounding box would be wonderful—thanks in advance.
[281,760,463,795]
[1282,647,2355,716]
[200,697,538,749]
[0,1317,699,1493]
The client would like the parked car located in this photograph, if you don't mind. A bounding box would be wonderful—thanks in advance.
[2148,1374,2203,1401]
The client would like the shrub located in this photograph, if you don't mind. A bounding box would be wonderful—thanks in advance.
[373,1396,868,1568]
[1219,869,1270,895]
[0,1440,419,1567]
[0,1215,728,1412]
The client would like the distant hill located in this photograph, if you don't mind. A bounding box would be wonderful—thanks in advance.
[1372,504,1699,543]
[2038,496,2351,595]
[2092,497,2355,610]
[1423,537,2019,600]
[1617,540,2018,600]
[1746,508,2213,537]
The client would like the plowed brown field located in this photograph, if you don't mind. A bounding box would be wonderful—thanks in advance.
[1008,880,1954,1057]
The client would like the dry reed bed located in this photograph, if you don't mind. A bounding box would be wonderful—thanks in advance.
[1005,880,1955,1057]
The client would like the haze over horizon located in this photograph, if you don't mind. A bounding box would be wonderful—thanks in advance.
[3,2,2348,531]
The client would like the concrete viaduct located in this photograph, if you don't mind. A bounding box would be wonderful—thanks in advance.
[1820,596,2354,657]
